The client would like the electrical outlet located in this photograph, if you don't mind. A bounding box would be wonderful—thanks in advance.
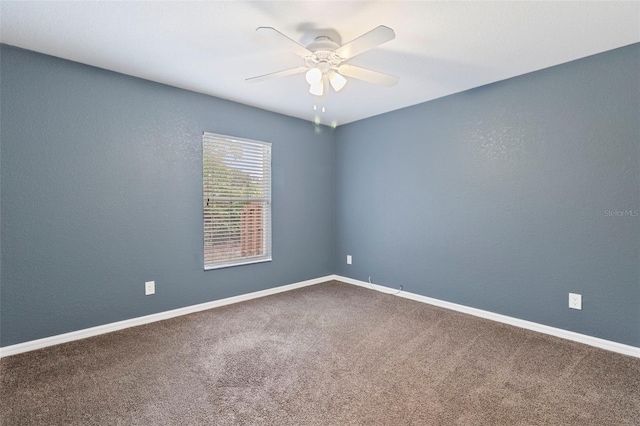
[569,293,582,310]
[145,281,155,296]
[347,255,352,265]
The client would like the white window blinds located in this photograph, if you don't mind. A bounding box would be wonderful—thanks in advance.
[203,132,272,270]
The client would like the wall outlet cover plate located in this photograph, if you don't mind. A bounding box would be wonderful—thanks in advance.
[145,281,155,296]
[569,293,582,310]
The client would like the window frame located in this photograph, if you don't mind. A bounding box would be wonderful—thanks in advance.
[202,132,272,270]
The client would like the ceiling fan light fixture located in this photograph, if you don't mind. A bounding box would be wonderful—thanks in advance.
[329,71,347,92]
[305,68,322,85]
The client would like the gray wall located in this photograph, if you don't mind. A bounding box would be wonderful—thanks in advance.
[2,43,638,349]
[0,45,335,347]
[335,44,640,347]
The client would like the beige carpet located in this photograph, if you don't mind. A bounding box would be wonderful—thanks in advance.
[1,280,639,425]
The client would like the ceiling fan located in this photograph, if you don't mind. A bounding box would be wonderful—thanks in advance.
[246,25,399,96]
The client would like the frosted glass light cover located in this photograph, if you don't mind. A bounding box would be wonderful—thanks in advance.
[309,80,324,96]
[329,71,347,92]
[305,68,322,85]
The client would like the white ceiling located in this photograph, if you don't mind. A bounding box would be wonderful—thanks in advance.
[1,1,639,126]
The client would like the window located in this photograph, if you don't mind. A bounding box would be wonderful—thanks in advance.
[203,132,272,269]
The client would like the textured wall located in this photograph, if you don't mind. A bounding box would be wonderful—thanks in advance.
[2,43,638,349]
[335,44,640,346]
[0,45,336,346]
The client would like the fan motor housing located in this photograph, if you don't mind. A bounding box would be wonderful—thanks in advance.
[306,36,340,52]
[305,36,343,68]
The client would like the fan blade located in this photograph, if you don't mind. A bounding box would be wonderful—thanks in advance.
[256,27,312,57]
[335,25,395,60]
[338,64,398,87]
[245,66,308,83]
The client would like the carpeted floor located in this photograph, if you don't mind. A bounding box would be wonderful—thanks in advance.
[1,280,639,425]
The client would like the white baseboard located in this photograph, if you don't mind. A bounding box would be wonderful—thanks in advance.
[0,275,333,358]
[334,275,640,359]
[2,274,638,359]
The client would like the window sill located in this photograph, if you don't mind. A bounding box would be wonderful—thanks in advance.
[204,257,272,271]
